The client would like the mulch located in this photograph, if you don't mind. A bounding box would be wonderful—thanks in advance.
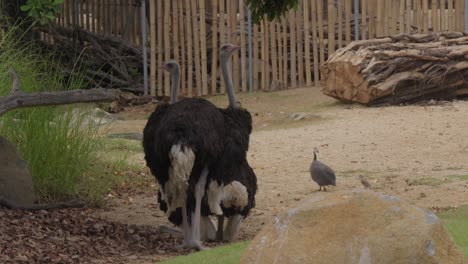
[0,208,188,263]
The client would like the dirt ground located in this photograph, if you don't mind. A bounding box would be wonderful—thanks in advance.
[96,87,468,262]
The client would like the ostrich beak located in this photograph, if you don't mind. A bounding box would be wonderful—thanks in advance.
[159,65,167,70]
[229,45,240,52]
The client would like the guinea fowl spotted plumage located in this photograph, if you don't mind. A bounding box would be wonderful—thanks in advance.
[310,147,336,191]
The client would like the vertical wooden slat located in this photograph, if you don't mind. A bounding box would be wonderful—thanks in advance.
[362,0,368,39]
[219,0,226,93]
[383,0,389,36]
[431,0,438,31]
[448,0,453,31]
[328,0,335,55]
[282,17,288,86]
[239,1,247,92]
[190,0,202,96]
[269,20,278,85]
[422,0,428,32]
[345,0,351,43]
[368,0,375,38]
[229,0,239,92]
[173,0,180,71]
[85,0,90,30]
[337,0,343,48]
[296,7,304,86]
[113,1,118,35]
[120,0,125,36]
[178,0,186,95]
[311,0,320,87]
[415,0,421,33]
[150,0,156,96]
[210,0,219,95]
[304,0,312,86]
[441,0,446,31]
[185,0,194,97]
[264,18,270,90]
[199,0,208,95]
[276,22,283,84]
[253,23,259,91]
[317,0,325,72]
[289,10,297,88]
[157,0,163,96]
[164,1,171,96]
[399,0,406,33]
[391,0,399,34]
[261,20,266,90]
[406,0,412,33]
[456,0,464,31]
[376,0,383,37]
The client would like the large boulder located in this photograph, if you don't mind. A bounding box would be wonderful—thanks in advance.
[0,136,35,206]
[241,189,465,264]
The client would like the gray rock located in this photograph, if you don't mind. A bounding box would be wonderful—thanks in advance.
[0,136,35,206]
[108,133,144,141]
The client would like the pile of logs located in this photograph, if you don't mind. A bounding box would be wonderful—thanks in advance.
[321,32,468,106]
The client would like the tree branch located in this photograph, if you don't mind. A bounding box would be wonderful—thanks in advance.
[0,68,119,117]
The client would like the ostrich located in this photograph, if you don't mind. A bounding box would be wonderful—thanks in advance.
[310,147,336,191]
[143,61,226,250]
[206,43,258,241]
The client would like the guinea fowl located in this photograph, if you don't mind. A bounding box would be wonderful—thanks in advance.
[143,60,225,250]
[206,43,258,242]
[310,147,336,191]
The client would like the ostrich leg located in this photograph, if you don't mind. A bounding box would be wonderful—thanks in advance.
[216,215,224,241]
[224,214,243,241]
[187,167,209,250]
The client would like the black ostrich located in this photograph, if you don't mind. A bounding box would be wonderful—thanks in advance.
[206,43,258,241]
[143,61,226,250]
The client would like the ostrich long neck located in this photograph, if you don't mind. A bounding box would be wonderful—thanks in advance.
[170,68,180,104]
[221,55,237,108]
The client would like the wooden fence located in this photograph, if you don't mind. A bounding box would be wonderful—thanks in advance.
[54,0,467,97]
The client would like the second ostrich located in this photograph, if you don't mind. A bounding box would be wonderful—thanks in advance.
[206,43,258,241]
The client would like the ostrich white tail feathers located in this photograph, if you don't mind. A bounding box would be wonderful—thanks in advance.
[164,144,195,215]
[207,180,248,215]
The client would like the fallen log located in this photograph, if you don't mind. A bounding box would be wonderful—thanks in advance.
[321,32,468,106]
[0,68,118,116]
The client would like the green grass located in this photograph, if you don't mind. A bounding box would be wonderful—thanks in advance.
[406,177,448,186]
[161,241,249,264]
[0,25,125,204]
[439,205,468,258]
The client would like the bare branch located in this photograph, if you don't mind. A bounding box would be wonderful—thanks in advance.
[0,88,118,116]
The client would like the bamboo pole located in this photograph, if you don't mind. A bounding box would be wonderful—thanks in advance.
[210,0,219,95]
[253,23,259,91]
[276,21,283,84]
[376,0,383,37]
[229,0,239,92]
[185,0,194,97]
[289,10,297,88]
[399,0,405,33]
[337,0,343,48]
[199,0,208,95]
[164,1,171,96]
[368,0,374,38]
[448,0,454,31]
[261,20,266,91]
[219,0,226,93]
[328,0,335,55]
[269,21,278,84]
[239,1,247,92]
[311,0,320,87]
[157,0,163,96]
[172,0,180,68]
[191,0,202,96]
[384,0,390,36]
[406,0,412,33]
[431,0,438,31]
[441,0,446,31]
[304,0,312,86]
[178,0,186,94]
[264,17,270,90]
[296,6,304,85]
[422,0,428,32]
[345,0,351,43]
[362,0,368,39]
[150,0,156,96]
[282,17,288,86]
[317,0,325,72]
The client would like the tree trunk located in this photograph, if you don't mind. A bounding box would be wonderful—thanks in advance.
[321,32,468,106]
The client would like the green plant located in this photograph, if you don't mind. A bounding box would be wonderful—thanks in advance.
[246,0,299,23]
[439,206,468,257]
[20,0,64,25]
[161,241,249,264]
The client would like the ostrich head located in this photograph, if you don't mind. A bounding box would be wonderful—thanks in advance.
[160,60,180,104]
[220,43,240,108]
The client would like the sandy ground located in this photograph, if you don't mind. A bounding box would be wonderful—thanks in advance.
[95,87,468,262]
